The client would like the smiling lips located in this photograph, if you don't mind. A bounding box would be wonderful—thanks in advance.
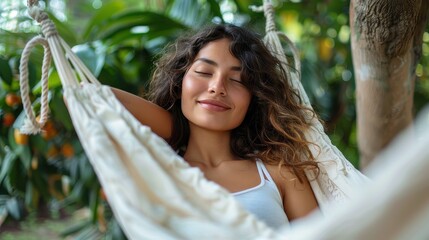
[197,99,231,112]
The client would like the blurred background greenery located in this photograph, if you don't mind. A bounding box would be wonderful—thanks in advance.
[1,0,428,238]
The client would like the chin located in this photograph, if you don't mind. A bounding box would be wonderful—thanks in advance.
[192,121,239,132]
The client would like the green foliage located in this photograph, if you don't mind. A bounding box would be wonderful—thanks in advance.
[0,0,223,238]
[1,0,428,238]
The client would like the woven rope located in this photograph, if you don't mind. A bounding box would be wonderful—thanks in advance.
[19,1,58,133]
[20,0,102,134]
[27,0,38,8]
[251,0,353,189]
[251,0,304,102]
[263,2,276,33]
[19,36,51,134]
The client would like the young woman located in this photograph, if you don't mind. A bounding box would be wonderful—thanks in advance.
[112,24,319,229]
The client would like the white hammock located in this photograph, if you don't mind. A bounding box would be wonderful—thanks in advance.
[285,108,429,240]
[15,0,395,239]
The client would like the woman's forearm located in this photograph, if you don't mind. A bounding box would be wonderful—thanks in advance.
[111,87,173,140]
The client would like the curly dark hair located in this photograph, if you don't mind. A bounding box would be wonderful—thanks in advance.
[147,24,318,182]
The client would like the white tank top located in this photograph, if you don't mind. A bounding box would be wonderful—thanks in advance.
[232,160,289,229]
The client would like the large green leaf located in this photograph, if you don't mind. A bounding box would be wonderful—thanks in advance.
[207,0,224,20]
[0,82,8,99]
[89,184,100,223]
[0,206,8,225]
[232,0,254,14]
[50,90,74,131]
[72,42,106,77]
[24,182,36,209]
[27,60,39,90]
[5,197,24,220]
[73,225,102,240]
[164,0,224,25]
[7,122,32,170]
[167,0,214,27]
[97,11,188,42]
[107,218,127,240]
[18,147,32,171]
[82,1,127,41]
[60,219,92,237]
[0,56,12,86]
[0,29,35,56]
[12,109,29,132]
[79,155,96,187]
[0,149,17,184]
[28,164,50,201]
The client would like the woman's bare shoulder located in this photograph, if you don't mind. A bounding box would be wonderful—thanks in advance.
[264,162,319,220]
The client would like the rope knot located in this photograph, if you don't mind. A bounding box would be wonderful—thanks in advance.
[28,5,58,38]
[250,1,277,34]
[28,6,48,23]
[41,19,58,38]
[263,2,276,33]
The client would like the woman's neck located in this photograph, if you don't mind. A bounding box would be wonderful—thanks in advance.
[183,125,236,168]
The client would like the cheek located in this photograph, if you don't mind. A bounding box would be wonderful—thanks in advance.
[181,74,204,96]
[181,75,202,114]
[234,91,252,117]
[239,89,252,107]
[181,76,194,104]
[181,79,192,96]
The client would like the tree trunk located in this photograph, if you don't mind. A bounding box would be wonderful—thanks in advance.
[350,0,429,168]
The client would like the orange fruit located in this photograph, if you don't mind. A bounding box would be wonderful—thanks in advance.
[41,120,58,140]
[5,93,21,107]
[99,188,107,201]
[46,146,59,159]
[2,113,15,127]
[61,143,74,158]
[14,128,29,145]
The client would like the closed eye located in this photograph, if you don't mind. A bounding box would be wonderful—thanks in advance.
[230,78,244,84]
[195,71,212,76]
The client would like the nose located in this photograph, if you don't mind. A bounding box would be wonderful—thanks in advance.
[208,75,227,96]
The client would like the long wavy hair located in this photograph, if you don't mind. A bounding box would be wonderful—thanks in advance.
[147,24,318,182]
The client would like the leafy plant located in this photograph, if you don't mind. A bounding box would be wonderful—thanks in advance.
[0,0,224,238]
[1,0,428,238]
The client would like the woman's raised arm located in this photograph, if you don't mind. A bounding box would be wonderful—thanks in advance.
[111,87,173,140]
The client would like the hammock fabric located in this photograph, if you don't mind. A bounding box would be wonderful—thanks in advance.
[284,110,429,240]
[16,0,390,239]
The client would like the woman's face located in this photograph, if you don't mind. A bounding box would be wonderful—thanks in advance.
[181,38,252,132]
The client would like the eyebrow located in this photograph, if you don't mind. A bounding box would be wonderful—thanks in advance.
[194,57,241,71]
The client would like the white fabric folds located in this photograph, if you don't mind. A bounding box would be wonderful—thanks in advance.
[283,109,429,240]
[260,2,369,214]
[19,1,370,239]
[65,83,280,239]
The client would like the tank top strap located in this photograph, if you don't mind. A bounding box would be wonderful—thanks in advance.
[256,159,275,183]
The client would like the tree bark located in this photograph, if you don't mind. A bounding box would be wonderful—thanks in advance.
[350,0,429,168]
